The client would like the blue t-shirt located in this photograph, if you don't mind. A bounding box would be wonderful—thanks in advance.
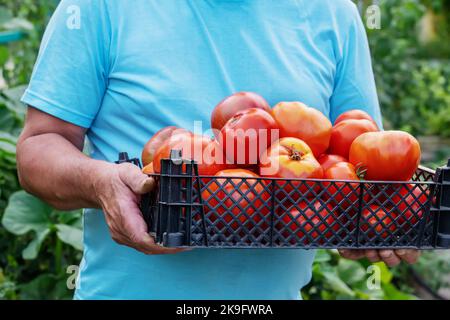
[22,0,381,300]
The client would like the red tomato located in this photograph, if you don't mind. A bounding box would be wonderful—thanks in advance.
[211,92,271,134]
[323,162,361,210]
[360,205,398,239]
[318,154,348,172]
[259,137,323,201]
[272,102,332,157]
[334,109,378,128]
[349,131,421,181]
[219,108,279,166]
[278,202,338,245]
[141,127,190,166]
[201,169,270,231]
[385,184,429,227]
[328,119,378,159]
[153,134,229,175]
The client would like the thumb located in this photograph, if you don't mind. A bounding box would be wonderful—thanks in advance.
[119,163,156,194]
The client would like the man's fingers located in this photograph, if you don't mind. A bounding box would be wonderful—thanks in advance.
[119,163,155,194]
[395,249,420,264]
[338,249,365,260]
[365,250,382,263]
[379,250,401,267]
[135,233,190,255]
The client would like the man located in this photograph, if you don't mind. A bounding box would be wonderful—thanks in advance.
[17,0,419,299]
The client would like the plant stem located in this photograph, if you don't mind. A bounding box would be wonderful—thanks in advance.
[54,237,63,275]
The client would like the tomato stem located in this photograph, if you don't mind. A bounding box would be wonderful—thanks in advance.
[355,162,368,180]
[289,144,304,161]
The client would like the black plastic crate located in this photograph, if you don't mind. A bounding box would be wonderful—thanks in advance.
[117,151,450,249]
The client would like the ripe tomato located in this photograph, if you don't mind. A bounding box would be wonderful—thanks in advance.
[201,169,270,231]
[211,92,271,134]
[219,108,279,166]
[260,137,323,179]
[334,109,378,128]
[278,201,338,245]
[323,162,361,210]
[349,131,421,181]
[142,162,154,174]
[318,154,347,172]
[141,127,190,166]
[153,134,228,175]
[385,184,429,227]
[259,137,323,200]
[328,119,378,159]
[272,102,332,157]
[360,205,397,239]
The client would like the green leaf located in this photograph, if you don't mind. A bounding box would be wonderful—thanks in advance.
[314,249,332,263]
[383,283,417,300]
[374,262,394,285]
[22,229,50,260]
[2,191,52,235]
[2,191,53,260]
[19,274,72,300]
[322,270,355,298]
[337,259,367,285]
[56,224,83,251]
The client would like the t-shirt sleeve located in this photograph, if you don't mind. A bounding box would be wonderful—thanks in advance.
[21,0,110,128]
[329,4,383,128]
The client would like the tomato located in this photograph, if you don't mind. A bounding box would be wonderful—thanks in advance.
[334,109,378,129]
[349,131,421,181]
[201,169,270,231]
[318,154,347,172]
[153,134,229,175]
[278,201,338,245]
[211,92,271,134]
[272,102,332,157]
[323,162,361,210]
[328,119,378,159]
[219,108,279,166]
[360,205,397,239]
[259,137,323,201]
[384,184,429,227]
[260,137,323,179]
[141,127,190,166]
[142,162,154,174]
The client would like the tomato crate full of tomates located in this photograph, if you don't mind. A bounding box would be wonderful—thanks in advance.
[117,151,450,249]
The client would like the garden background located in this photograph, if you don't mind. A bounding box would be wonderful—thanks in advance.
[0,0,449,300]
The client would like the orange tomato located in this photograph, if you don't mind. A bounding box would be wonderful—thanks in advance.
[272,102,332,157]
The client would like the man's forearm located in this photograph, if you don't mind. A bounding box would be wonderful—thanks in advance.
[17,133,112,210]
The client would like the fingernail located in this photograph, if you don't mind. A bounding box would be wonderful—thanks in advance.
[397,249,406,256]
[380,251,392,258]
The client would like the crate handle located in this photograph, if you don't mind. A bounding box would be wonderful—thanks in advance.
[434,158,450,248]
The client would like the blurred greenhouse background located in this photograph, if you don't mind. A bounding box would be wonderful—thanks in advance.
[0,0,449,300]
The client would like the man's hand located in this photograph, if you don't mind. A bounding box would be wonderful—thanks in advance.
[92,162,188,255]
[17,107,187,256]
[338,249,420,267]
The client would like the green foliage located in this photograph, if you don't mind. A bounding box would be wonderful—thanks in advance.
[0,0,57,87]
[365,0,450,137]
[302,250,417,300]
